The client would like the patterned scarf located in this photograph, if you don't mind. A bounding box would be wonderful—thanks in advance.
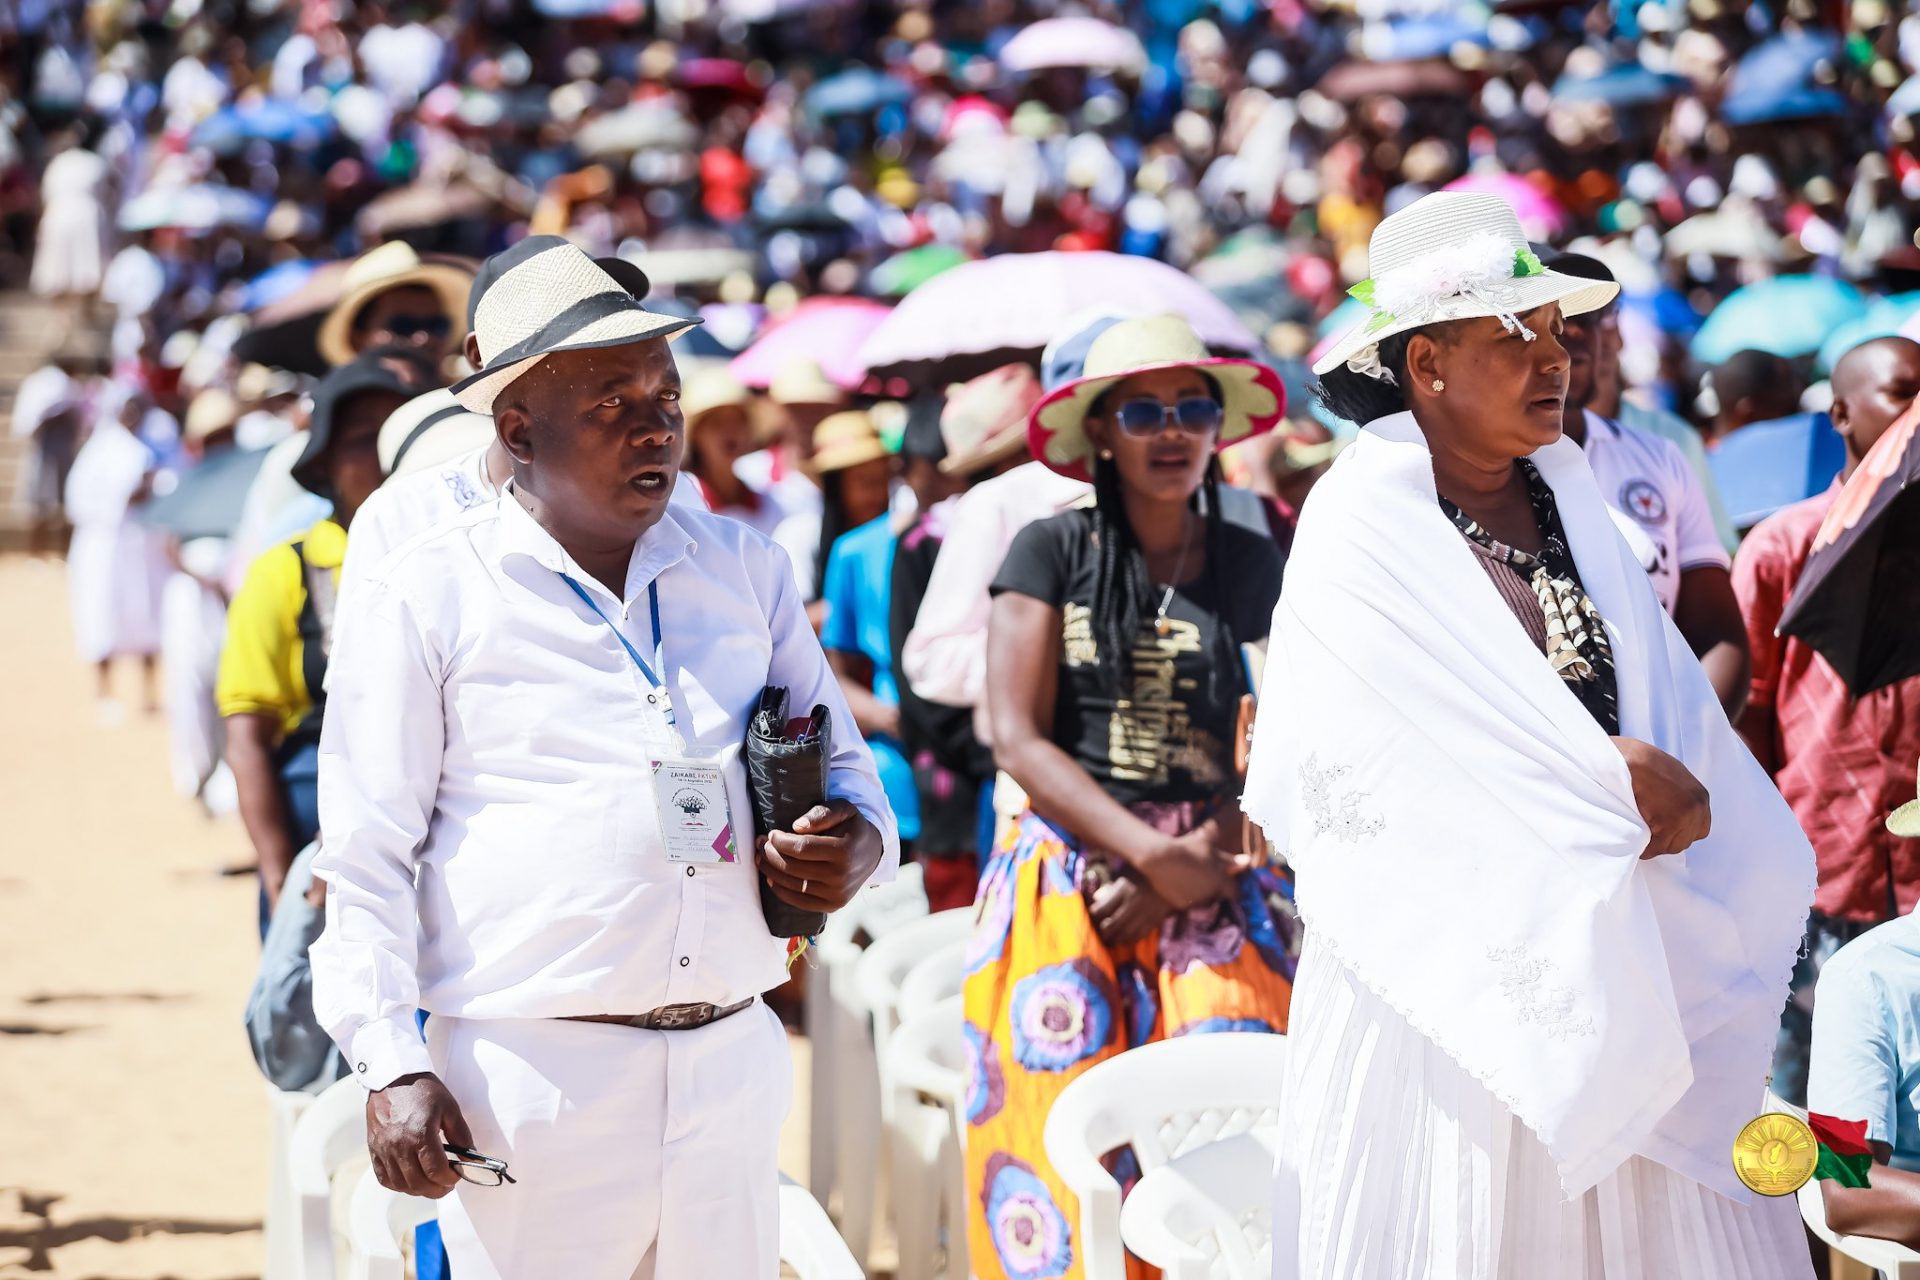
[1439,459,1621,735]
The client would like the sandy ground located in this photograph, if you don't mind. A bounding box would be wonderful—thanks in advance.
[0,557,829,1279]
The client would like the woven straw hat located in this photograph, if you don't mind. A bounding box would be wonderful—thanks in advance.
[1028,313,1285,483]
[939,363,1042,477]
[1892,760,1920,838]
[184,389,241,444]
[1312,190,1619,378]
[376,387,497,477]
[317,241,475,368]
[680,362,779,448]
[452,239,697,414]
[810,411,891,474]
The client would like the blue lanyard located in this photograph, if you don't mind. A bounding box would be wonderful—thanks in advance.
[559,574,675,731]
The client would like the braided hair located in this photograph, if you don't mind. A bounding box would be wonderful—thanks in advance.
[1086,443,1236,702]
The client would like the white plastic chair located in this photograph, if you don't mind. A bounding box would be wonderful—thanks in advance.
[897,939,969,1016]
[1043,1033,1288,1280]
[779,1173,867,1280]
[342,1171,864,1279]
[840,908,976,1266]
[264,1083,317,1279]
[886,994,970,1280]
[1765,1091,1920,1278]
[805,863,929,1211]
[289,1074,372,1280]
[345,1167,435,1280]
[1120,1130,1279,1280]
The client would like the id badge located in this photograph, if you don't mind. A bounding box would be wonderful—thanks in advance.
[651,756,738,864]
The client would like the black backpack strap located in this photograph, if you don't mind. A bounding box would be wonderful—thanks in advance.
[290,540,335,730]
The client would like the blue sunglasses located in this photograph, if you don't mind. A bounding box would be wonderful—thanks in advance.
[1113,396,1224,437]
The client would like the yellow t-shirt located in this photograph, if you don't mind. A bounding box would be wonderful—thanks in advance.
[216,519,346,737]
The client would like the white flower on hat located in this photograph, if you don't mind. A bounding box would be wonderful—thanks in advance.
[1343,234,1549,382]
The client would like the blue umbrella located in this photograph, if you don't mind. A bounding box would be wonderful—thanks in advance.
[191,100,334,153]
[1816,292,1920,372]
[1315,295,1368,339]
[1690,275,1868,364]
[1359,15,1489,62]
[1721,31,1850,126]
[1552,63,1687,108]
[118,184,273,233]
[806,67,912,118]
[1709,413,1846,530]
[240,260,319,313]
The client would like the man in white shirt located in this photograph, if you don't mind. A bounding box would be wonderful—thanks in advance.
[1548,250,1751,716]
[311,238,896,1279]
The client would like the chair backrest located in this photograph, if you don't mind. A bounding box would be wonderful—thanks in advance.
[1119,1130,1278,1280]
[778,1174,864,1280]
[290,1075,369,1196]
[1047,1033,1288,1173]
[896,938,968,1015]
[886,994,967,1106]
[819,860,929,952]
[853,907,975,1030]
[345,1168,436,1280]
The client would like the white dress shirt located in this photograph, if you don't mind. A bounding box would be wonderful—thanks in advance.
[311,491,899,1089]
[901,460,1091,707]
[1582,409,1730,615]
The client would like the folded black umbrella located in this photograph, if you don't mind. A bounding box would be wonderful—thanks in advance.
[1779,405,1920,696]
[746,686,832,938]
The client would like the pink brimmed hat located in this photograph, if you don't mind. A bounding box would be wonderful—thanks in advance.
[1027,312,1286,482]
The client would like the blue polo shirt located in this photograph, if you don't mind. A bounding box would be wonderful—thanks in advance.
[1809,912,1920,1172]
[820,514,920,842]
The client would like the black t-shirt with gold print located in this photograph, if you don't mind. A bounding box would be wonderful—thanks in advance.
[990,507,1284,806]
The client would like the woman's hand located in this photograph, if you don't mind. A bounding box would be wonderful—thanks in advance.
[1088,872,1172,948]
[1612,737,1711,859]
[1136,825,1239,910]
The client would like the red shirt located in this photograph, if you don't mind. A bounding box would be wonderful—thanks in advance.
[1734,484,1920,921]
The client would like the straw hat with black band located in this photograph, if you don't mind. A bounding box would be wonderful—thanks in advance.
[452,239,698,415]
[316,242,475,368]
[1027,313,1286,483]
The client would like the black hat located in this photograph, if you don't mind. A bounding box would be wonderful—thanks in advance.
[1531,243,1615,286]
[292,349,434,497]
[901,393,948,462]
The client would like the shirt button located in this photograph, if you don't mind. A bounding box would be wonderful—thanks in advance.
[686,866,696,877]
[356,1062,367,1073]
[679,956,690,967]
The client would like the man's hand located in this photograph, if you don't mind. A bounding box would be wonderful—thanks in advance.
[1612,736,1711,859]
[366,1073,473,1199]
[757,798,885,913]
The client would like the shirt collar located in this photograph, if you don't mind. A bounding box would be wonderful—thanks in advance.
[495,480,698,608]
[1583,407,1621,439]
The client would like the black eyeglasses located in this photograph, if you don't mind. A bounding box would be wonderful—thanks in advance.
[1113,396,1224,437]
[444,1143,517,1187]
[374,314,453,340]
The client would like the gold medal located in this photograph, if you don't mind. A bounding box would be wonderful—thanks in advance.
[1731,1112,1819,1196]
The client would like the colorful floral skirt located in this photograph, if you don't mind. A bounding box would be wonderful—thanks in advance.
[961,806,1298,1280]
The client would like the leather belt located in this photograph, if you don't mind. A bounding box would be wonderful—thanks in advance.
[561,997,755,1032]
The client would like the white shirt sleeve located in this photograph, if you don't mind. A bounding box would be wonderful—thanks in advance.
[1666,440,1731,574]
[309,572,446,1090]
[757,539,901,885]
[1808,945,1902,1150]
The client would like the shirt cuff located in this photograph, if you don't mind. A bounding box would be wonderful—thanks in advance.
[348,1015,434,1090]
[847,795,901,887]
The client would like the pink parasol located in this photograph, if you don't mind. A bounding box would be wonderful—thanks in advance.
[999,17,1147,75]
[729,296,893,390]
[856,251,1260,387]
[1441,172,1570,240]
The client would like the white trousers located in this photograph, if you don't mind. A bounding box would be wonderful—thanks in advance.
[161,572,225,799]
[426,1002,791,1280]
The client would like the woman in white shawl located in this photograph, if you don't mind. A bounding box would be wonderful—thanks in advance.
[1246,191,1816,1277]
[65,386,168,718]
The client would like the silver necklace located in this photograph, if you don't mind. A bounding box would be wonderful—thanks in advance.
[1152,513,1196,637]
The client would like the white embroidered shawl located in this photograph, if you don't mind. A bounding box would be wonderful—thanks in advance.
[1243,411,1814,1201]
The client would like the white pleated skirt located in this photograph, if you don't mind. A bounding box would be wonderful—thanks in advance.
[1272,941,1813,1280]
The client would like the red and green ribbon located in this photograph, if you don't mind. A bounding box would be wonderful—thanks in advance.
[1810,1112,1874,1189]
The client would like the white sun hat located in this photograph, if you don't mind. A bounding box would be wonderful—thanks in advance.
[451,238,698,414]
[1313,190,1619,381]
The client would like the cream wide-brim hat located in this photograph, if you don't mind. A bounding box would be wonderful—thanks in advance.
[316,241,476,368]
[1312,189,1619,378]
[809,410,892,475]
[451,239,697,414]
[1028,312,1285,483]
[1892,760,1920,837]
[680,360,781,449]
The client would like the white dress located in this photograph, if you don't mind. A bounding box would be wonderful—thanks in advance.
[30,148,107,298]
[1273,941,1814,1280]
[65,420,167,663]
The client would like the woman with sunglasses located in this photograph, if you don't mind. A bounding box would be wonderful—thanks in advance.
[963,314,1299,1280]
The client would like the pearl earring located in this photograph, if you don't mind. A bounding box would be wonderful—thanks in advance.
[1099,449,1114,460]
[1431,379,1446,393]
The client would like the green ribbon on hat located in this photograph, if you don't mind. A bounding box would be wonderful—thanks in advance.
[1347,247,1548,335]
